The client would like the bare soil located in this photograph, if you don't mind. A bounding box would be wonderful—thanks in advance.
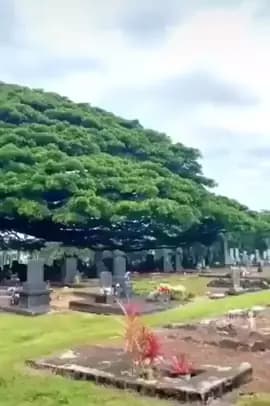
[158,310,270,394]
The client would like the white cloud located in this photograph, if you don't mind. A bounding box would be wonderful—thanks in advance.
[1,0,270,210]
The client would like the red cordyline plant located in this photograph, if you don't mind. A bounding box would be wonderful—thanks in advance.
[117,301,162,377]
[140,327,162,365]
[169,354,194,377]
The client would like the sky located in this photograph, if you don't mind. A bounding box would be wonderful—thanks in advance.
[0,0,270,211]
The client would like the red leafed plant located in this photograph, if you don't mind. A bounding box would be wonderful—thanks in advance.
[140,327,162,365]
[118,301,195,380]
[120,302,144,363]
[169,354,194,376]
[119,301,162,374]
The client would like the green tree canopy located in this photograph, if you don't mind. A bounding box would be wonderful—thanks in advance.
[0,82,268,249]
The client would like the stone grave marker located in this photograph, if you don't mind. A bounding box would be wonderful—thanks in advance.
[95,251,107,276]
[124,271,133,299]
[221,235,231,266]
[100,271,113,294]
[255,249,261,263]
[163,249,174,272]
[113,250,126,291]
[229,248,235,264]
[175,247,183,272]
[61,257,78,285]
[242,251,249,267]
[234,248,240,264]
[232,267,241,291]
[19,259,50,314]
[156,249,173,272]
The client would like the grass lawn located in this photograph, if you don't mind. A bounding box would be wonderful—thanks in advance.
[133,274,210,297]
[1,288,270,405]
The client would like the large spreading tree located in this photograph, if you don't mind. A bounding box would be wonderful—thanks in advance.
[0,82,268,250]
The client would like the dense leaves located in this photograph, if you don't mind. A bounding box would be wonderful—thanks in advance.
[0,82,268,249]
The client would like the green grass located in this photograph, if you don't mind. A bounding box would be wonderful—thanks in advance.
[1,289,270,405]
[239,395,270,406]
[134,274,209,297]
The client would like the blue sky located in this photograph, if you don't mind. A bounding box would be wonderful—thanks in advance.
[1,0,270,210]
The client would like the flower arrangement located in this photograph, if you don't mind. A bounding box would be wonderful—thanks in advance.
[147,283,188,303]
[157,285,171,295]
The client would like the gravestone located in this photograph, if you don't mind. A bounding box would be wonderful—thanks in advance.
[175,247,183,272]
[100,271,113,295]
[156,249,173,272]
[220,234,232,266]
[229,248,235,264]
[95,251,107,276]
[231,267,241,291]
[61,257,78,285]
[255,249,261,264]
[113,250,126,290]
[234,248,240,264]
[242,251,249,267]
[250,253,255,265]
[102,251,113,273]
[163,249,174,272]
[19,259,50,314]
[124,271,133,299]
[100,270,112,289]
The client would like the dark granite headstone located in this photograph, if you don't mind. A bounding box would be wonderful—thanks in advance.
[113,250,126,290]
[175,247,183,272]
[61,257,78,285]
[19,259,50,315]
[95,251,107,276]
[158,249,174,272]
[100,271,113,292]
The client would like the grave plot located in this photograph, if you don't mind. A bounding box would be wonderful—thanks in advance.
[207,267,270,300]
[163,308,270,352]
[27,303,253,404]
[173,313,270,352]
[207,277,270,291]
[69,270,187,315]
[69,295,181,315]
[161,308,270,394]
[27,345,251,404]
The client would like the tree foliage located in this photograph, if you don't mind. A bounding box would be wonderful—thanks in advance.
[0,82,268,249]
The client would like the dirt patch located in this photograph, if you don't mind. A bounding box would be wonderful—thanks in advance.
[50,289,79,311]
[160,310,270,393]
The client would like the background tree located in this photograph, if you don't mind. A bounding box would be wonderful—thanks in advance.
[0,82,268,250]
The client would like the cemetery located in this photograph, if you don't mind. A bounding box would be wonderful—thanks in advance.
[2,239,270,404]
[1,83,270,406]
[0,231,270,405]
[0,240,270,317]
